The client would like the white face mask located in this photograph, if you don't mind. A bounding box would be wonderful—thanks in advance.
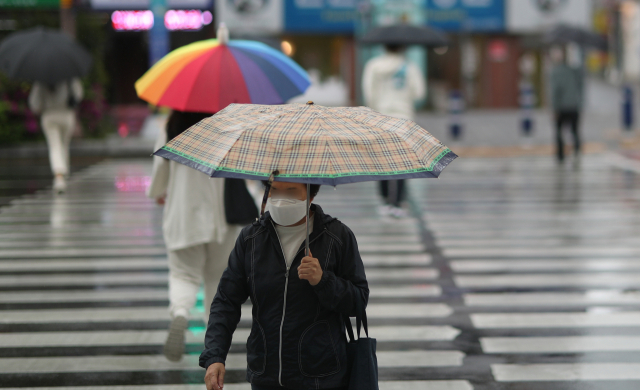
[266,198,308,226]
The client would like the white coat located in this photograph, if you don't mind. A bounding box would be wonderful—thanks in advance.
[362,52,425,121]
[28,78,84,115]
[147,129,229,251]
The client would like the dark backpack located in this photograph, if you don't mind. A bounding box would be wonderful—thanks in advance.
[224,178,259,225]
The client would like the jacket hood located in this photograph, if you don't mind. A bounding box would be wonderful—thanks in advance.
[370,53,407,76]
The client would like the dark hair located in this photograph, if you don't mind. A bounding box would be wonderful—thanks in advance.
[261,181,321,198]
[166,110,212,141]
[385,44,403,53]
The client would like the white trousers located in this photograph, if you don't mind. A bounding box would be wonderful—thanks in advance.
[168,226,241,321]
[41,111,75,176]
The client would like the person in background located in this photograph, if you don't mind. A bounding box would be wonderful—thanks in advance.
[28,78,83,193]
[362,44,425,217]
[147,111,243,362]
[550,46,584,162]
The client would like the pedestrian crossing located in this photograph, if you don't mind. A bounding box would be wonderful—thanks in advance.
[0,159,471,389]
[411,154,640,389]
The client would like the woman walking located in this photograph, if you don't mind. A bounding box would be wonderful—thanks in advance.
[147,111,243,362]
[201,180,369,390]
[28,78,83,193]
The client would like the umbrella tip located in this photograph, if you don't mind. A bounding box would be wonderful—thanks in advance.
[217,23,229,45]
[306,101,314,105]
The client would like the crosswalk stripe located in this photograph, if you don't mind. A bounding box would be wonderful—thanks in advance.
[0,304,454,323]
[0,351,466,373]
[455,273,640,288]
[0,326,461,347]
[481,336,640,353]
[0,268,438,287]
[452,259,640,272]
[0,247,167,259]
[0,254,431,271]
[464,291,640,306]
[491,363,640,382]
[0,285,442,303]
[471,312,640,329]
[446,247,640,257]
[0,381,475,390]
[440,238,640,248]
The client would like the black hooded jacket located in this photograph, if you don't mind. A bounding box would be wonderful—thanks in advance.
[199,204,369,389]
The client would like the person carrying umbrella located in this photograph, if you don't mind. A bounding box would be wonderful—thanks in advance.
[549,45,584,162]
[152,102,456,390]
[362,44,425,218]
[0,27,92,193]
[138,24,311,362]
[360,24,447,218]
[28,78,83,193]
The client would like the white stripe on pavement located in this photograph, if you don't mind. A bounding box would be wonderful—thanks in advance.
[0,268,437,287]
[0,304,453,323]
[492,363,640,382]
[481,336,640,353]
[0,254,431,272]
[464,291,640,306]
[455,273,640,288]
[471,312,640,329]
[0,326,460,347]
[0,285,441,303]
[0,380,474,390]
[445,247,640,257]
[0,351,465,373]
[451,259,640,272]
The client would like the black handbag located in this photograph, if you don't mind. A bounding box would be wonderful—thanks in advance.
[343,296,379,390]
[223,178,259,225]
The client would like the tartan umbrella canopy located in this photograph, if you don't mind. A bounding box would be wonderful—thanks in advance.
[154,102,457,186]
[154,101,457,255]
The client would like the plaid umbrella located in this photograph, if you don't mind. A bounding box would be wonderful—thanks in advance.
[154,102,457,186]
[155,101,457,255]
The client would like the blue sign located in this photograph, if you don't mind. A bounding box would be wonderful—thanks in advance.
[149,0,169,66]
[426,0,504,32]
[285,0,358,33]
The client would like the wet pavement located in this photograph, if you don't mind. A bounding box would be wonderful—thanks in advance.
[0,154,639,389]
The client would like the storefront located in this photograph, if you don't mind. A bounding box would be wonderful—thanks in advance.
[91,0,215,104]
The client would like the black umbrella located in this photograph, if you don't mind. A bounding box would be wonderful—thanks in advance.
[544,24,608,51]
[360,24,449,47]
[0,27,92,85]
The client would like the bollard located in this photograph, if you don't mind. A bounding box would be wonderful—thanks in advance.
[519,80,535,137]
[449,90,464,140]
[623,84,634,132]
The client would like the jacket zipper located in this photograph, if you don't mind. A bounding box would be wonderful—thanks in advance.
[271,220,290,387]
[270,221,327,386]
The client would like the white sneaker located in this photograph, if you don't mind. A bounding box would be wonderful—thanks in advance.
[390,206,409,219]
[53,176,66,194]
[163,315,188,362]
[377,204,391,217]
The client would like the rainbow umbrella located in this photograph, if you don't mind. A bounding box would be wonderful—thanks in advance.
[135,24,310,113]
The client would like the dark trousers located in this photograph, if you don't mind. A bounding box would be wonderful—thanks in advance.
[251,386,346,390]
[555,110,581,161]
[379,179,405,207]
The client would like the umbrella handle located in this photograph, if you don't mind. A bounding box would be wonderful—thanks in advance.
[305,183,310,257]
[260,170,279,216]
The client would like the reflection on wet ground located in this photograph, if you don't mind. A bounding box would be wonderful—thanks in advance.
[0,155,639,390]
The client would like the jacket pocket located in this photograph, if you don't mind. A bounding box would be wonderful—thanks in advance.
[246,320,266,375]
[298,320,340,377]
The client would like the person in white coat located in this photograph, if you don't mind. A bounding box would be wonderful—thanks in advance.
[362,44,425,218]
[28,78,84,193]
[147,111,242,362]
